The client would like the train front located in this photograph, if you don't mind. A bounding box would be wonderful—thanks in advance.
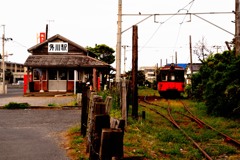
[157,63,185,98]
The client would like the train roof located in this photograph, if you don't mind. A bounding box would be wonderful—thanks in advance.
[165,63,187,69]
[160,63,185,70]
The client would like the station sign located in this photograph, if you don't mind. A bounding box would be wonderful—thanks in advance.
[39,32,46,43]
[48,42,68,53]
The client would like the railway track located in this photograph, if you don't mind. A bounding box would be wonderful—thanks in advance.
[139,96,240,160]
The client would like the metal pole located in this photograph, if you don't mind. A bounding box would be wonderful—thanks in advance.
[116,0,122,82]
[235,0,240,56]
[122,45,128,74]
[175,51,177,65]
[189,35,193,78]
[2,25,5,94]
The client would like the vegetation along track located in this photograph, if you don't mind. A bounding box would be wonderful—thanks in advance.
[139,96,240,160]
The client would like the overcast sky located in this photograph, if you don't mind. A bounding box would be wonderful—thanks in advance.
[0,0,235,72]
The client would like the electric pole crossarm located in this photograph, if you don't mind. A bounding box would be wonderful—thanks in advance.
[121,11,234,34]
[193,14,234,36]
[122,12,233,16]
[122,15,153,34]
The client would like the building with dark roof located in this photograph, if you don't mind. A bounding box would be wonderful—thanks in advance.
[24,34,112,94]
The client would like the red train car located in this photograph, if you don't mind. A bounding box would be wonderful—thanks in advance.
[157,63,185,97]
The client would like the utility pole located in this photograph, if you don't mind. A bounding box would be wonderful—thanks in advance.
[235,0,240,56]
[46,20,54,38]
[46,24,48,40]
[122,45,128,74]
[1,25,5,94]
[175,51,177,65]
[189,35,193,79]
[132,25,138,119]
[213,45,221,53]
[116,0,122,82]
[1,25,12,94]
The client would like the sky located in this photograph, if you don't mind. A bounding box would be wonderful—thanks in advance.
[0,0,235,73]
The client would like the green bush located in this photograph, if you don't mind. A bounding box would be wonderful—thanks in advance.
[191,50,240,117]
[4,102,30,109]
[98,86,120,110]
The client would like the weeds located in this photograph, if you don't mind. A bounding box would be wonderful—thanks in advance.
[64,125,89,160]
[65,87,240,159]
[48,103,57,107]
[4,102,30,109]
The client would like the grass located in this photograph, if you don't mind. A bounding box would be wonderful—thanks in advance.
[138,86,159,96]
[3,102,30,109]
[48,103,58,107]
[64,87,240,160]
[63,125,89,160]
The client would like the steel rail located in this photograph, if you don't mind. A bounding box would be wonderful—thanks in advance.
[179,100,240,149]
[166,101,213,160]
[143,96,240,156]
[140,97,213,160]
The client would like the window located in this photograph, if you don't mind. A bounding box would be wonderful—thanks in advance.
[33,69,47,80]
[33,69,40,80]
[170,73,175,81]
[59,69,67,80]
[160,71,168,81]
[49,69,57,80]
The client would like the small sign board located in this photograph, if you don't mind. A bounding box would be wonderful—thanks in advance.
[48,42,68,53]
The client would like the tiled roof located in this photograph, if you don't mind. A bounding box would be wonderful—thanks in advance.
[24,55,110,68]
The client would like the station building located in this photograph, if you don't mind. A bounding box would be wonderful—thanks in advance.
[24,34,113,94]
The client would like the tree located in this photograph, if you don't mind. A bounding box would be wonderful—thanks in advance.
[193,37,213,62]
[191,50,240,117]
[125,70,145,86]
[86,44,115,64]
[5,71,13,83]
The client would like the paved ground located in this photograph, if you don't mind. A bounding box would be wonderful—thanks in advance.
[0,109,81,160]
[0,96,76,107]
[0,87,76,107]
[0,86,81,160]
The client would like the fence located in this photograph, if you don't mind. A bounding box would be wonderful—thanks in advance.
[78,88,125,160]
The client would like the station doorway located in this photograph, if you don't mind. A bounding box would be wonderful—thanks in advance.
[48,69,68,92]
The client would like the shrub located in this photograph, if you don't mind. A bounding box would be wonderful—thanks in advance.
[191,51,240,117]
[4,102,30,109]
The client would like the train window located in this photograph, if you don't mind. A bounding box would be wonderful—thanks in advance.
[161,73,167,81]
[175,70,184,82]
[170,75,175,81]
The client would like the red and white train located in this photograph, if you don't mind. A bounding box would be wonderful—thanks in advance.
[157,63,185,98]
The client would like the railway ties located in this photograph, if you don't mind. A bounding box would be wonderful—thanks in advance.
[140,96,240,160]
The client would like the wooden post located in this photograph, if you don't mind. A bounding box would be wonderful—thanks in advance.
[105,96,112,114]
[76,93,82,106]
[86,93,100,153]
[132,25,138,119]
[93,68,97,91]
[142,111,146,120]
[122,79,127,126]
[99,128,123,160]
[90,115,110,160]
[81,87,88,137]
[94,102,106,115]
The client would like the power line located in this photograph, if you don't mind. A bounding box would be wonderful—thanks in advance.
[139,0,196,52]
[173,0,195,54]
[193,14,234,36]
[122,12,233,17]
[12,40,27,48]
